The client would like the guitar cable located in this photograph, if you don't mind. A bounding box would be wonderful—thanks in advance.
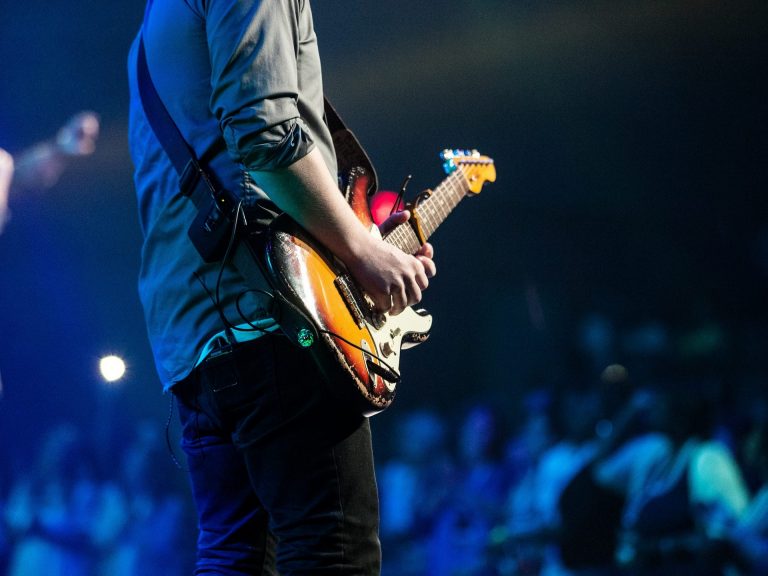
[315,327,402,385]
[390,174,412,215]
[210,200,278,337]
[202,196,403,386]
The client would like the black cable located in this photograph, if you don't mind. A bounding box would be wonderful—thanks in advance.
[194,271,235,345]
[197,198,402,384]
[192,200,279,342]
[213,200,243,308]
[212,200,245,341]
[391,174,412,215]
[234,288,279,333]
[163,394,185,471]
[316,327,401,384]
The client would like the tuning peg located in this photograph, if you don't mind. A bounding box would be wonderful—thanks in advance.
[441,148,487,173]
[440,149,454,174]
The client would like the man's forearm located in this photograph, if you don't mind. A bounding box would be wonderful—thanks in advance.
[250,146,375,265]
[252,146,434,315]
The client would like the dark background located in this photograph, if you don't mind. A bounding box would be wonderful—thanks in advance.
[1,0,766,476]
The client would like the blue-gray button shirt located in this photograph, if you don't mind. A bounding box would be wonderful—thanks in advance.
[127,0,337,390]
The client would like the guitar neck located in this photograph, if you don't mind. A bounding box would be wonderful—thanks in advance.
[384,169,469,254]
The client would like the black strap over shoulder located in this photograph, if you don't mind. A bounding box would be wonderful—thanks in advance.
[138,33,238,262]
[136,39,195,178]
[136,23,377,262]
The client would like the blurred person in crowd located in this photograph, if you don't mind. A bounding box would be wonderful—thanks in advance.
[99,420,190,576]
[3,422,120,576]
[427,402,511,576]
[730,394,768,494]
[498,387,604,576]
[603,386,749,576]
[0,111,99,235]
[731,491,768,575]
[378,409,454,576]
[495,389,559,575]
[726,399,768,574]
[549,385,669,575]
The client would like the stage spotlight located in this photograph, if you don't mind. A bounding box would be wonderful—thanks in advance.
[99,355,126,383]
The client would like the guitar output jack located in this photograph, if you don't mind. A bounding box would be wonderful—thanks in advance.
[296,328,315,348]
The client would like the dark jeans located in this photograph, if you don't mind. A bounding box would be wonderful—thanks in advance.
[173,335,381,575]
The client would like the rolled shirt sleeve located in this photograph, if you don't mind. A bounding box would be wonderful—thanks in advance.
[203,0,315,171]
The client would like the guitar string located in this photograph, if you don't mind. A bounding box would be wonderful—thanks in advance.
[420,169,466,237]
[386,167,469,252]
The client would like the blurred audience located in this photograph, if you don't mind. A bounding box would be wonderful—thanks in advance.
[610,387,749,576]
[426,403,511,576]
[500,388,602,575]
[379,409,454,576]
[3,423,116,576]
[0,420,193,576]
[1,310,767,576]
[727,402,768,575]
[374,308,767,576]
[99,421,190,576]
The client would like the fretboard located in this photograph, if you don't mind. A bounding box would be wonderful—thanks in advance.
[384,169,470,254]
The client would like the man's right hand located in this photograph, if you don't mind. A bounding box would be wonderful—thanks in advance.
[252,148,436,316]
[345,212,436,316]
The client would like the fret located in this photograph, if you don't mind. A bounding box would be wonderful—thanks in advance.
[417,169,469,240]
[385,221,421,254]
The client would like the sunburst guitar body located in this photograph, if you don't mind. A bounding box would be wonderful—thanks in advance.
[257,150,495,415]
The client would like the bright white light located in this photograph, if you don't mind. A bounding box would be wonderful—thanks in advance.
[99,355,126,383]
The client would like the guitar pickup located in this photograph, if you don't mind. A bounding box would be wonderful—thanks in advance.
[334,274,367,328]
[334,274,386,330]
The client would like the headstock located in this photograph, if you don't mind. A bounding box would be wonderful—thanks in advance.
[441,149,496,194]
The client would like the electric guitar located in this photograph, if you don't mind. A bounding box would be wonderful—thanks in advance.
[255,150,496,415]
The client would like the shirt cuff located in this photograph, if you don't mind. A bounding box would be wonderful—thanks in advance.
[241,118,315,172]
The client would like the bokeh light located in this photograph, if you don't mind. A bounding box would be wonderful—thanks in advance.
[99,355,126,383]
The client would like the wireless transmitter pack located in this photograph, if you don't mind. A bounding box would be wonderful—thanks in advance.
[181,159,240,263]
